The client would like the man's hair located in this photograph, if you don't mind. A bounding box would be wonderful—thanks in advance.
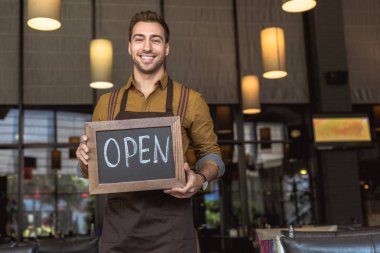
[129,10,170,43]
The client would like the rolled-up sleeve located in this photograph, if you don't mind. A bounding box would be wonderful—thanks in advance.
[195,154,225,177]
[187,92,225,177]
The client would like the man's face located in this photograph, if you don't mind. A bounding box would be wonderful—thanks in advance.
[128,21,169,75]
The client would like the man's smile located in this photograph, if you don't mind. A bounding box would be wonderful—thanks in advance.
[139,54,156,63]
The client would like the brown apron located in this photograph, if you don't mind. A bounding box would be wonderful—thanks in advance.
[100,78,197,253]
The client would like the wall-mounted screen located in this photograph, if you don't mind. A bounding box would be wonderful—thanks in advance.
[312,114,373,149]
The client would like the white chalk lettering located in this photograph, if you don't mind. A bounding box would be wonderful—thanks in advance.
[139,135,150,164]
[154,135,169,163]
[104,138,120,168]
[124,137,137,167]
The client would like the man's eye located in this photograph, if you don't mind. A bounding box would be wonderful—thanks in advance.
[135,38,143,42]
[152,39,161,44]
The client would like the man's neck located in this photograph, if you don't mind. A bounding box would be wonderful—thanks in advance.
[133,68,165,92]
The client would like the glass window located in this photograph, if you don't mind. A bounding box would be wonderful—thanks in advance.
[23,148,83,175]
[23,174,55,237]
[232,121,257,165]
[282,171,312,225]
[59,148,84,175]
[204,181,221,229]
[1,109,93,238]
[57,111,91,143]
[256,123,285,170]
[6,174,19,238]
[57,173,90,235]
[57,191,92,235]
[24,110,54,144]
[244,121,256,165]
[246,170,264,226]
[220,145,244,232]
[0,109,18,144]
[0,150,17,174]
[21,148,90,237]
[257,122,284,141]
[25,148,51,175]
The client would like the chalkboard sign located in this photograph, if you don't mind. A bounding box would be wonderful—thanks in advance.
[85,116,185,194]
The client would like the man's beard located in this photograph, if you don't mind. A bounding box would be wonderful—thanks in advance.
[132,55,165,75]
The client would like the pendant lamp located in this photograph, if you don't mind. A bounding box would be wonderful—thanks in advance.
[90,39,114,89]
[27,0,61,31]
[261,27,287,79]
[282,0,317,13]
[241,75,261,114]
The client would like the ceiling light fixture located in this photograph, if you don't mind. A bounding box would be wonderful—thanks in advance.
[90,39,113,89]
[261,27,287,79]
[241,75,261,114]
[27,0,61,31]
[282,0,317,13]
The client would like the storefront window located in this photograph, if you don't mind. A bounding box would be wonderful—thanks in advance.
[0,109,92,238]
[0,109,18,144]
[20,147,90,237]
[57,111,91,143]
[24,110,54,144]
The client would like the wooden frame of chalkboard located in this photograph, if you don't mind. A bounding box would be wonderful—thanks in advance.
[85,116,186,194]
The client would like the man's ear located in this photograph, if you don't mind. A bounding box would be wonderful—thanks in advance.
[165,43,170,56]
[128,42,131,55]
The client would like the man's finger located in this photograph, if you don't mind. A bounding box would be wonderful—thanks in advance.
[183,162,190,171]
[80,135,88,143]
[77,150,89,165]
[164,187,186,194]
[163,190,191,199]
[170,194,188,199]
[80,143,89,153]
[78,156,88,165]
[80,150,89,160]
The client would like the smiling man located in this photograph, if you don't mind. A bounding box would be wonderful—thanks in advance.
[76,10,225,253]
[130,21,167,75]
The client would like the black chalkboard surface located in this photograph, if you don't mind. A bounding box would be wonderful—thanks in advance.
[85,116,186,194]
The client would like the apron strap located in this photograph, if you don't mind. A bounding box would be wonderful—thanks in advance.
[178,85,189,125]
[166,78,173,114]
[107,88,121,120]
[120,88,129,114]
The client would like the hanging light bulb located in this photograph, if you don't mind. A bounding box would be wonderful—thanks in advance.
[261,27,287,79]
[90,39,114,89]
[27,0,61,31]
[282,0,317,13]
[241,75,261,114]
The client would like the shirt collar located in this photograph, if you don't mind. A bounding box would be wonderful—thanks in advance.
[125,72,169,90]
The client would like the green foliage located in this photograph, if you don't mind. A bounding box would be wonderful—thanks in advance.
[205,199,220,228]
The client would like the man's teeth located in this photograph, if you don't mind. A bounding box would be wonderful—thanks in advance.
[141,56,154,59]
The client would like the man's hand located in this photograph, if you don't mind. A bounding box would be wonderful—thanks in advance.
[163,163,204,198]
[76,135,90,175]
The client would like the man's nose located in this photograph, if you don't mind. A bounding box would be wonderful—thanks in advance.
[143,40,152,51]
